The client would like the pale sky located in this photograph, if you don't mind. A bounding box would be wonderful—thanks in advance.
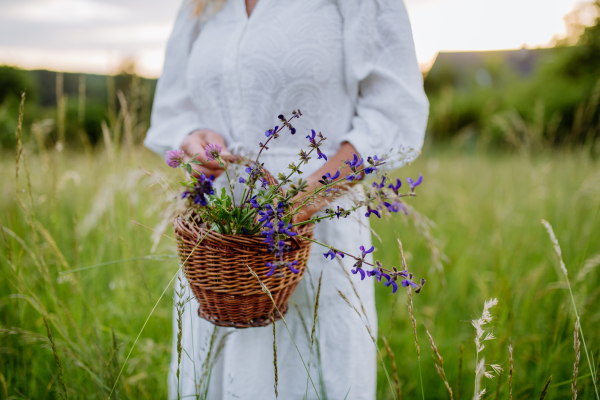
[0,0,592,77]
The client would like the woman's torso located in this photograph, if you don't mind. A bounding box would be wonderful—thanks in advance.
[186,0,354,176]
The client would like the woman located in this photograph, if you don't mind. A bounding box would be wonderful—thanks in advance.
[144,0,428,398]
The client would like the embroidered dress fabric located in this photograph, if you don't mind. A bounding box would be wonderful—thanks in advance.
[145,0,428,398]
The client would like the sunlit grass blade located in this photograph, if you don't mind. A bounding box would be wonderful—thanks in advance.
[108,231,208,399]
[542,219,600,400]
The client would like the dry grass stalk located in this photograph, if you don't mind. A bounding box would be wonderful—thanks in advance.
[406,287,424,400]
[337,289,398,400]
[310,272,323,351]
[382,336,402,400]
[474,388,486,400]
[77,74,92,155]
[0,218,12,265]
[56,72,66,147]
[424,326,453,400]
[271,314,278,398]
[101,121,115,161]
[577,253,600,282]
[15,92,25,184]
[509,342,514,400]
[573,318,581,400]
[335,255,369,322]
[403,203,447,286]
[539,375,552,400]
[457,344,464,400]
[407,288,420,358]
[117,91,134,150]
[104,327,123,398]
[248,266,321,400]
[174,276,186,400]
[43,317,68,399]
[472,298,501,399]
[542,219,600,400]
[109,233,207,399]
[494,369,502,400]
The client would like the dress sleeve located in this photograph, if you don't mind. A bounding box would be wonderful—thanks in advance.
[144,0,203,155]
[337,0,429,165]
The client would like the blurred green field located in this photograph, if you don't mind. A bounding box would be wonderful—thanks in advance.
[1,144,598,399]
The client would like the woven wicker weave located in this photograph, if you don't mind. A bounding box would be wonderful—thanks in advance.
[174,218,314,328]
[174,154,314,328]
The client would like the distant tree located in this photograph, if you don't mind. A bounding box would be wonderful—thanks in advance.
[0,65,35,104]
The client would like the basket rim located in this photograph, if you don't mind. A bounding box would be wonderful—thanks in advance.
[173,214,314,245]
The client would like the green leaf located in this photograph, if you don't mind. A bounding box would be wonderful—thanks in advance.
[186,164,192,174]
[189,160,202,165]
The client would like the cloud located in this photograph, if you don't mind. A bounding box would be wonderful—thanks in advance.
[0,0,590,77]
[1,0,130,24]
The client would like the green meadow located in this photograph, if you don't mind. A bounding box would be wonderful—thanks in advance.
[1,142,598,399]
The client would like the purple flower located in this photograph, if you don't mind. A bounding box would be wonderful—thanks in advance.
[360,245,374,258]
[317,148,327,161]
[407,174,423,191]
[204,143,222,162]
[367,268,383,281]
[383,201,407,215]
[352,267,366,280]
[239,177,246,184]
[326,170,340,180]
[384,279,398,293]
[165,150,185,168]
[372,176,386,189]
[288,260,300,274]
[380,272,391,283]
[333,206,347,219]
[182,172,214,206]
[388,178,402,194]
[319,170,340,185]
[365,209,380,218]
[265,125,279,138]
[250,196,260,209]
[266,262,277,277]
[306,129,316,144]
[346,154,364,170]
[323,248,344,260]
[364,166,377,174]
[401,279,418,289]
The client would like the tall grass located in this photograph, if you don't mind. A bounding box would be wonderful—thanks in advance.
[1,103,600,399]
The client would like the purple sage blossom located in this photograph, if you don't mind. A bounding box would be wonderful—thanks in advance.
[407,174,423,191]
[323,248,344,260]
[165,150,185,168]
[352,267,366,280]
[388,178,402,194]
[365,209,380,218]
[384,279,399,294]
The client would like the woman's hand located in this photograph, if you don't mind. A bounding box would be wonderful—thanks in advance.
[290,141,359,225]
[181,129,231,178]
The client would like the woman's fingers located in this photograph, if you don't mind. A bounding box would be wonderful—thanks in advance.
[181,129,230,177]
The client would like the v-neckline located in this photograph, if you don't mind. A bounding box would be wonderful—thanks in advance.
[243,0,261,19]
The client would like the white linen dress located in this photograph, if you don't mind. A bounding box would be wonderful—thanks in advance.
[144,0,428,398]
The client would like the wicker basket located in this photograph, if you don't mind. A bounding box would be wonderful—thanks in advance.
[173,216,314,328]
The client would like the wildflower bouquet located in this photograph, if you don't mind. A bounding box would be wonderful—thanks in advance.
[168,111,425,328]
